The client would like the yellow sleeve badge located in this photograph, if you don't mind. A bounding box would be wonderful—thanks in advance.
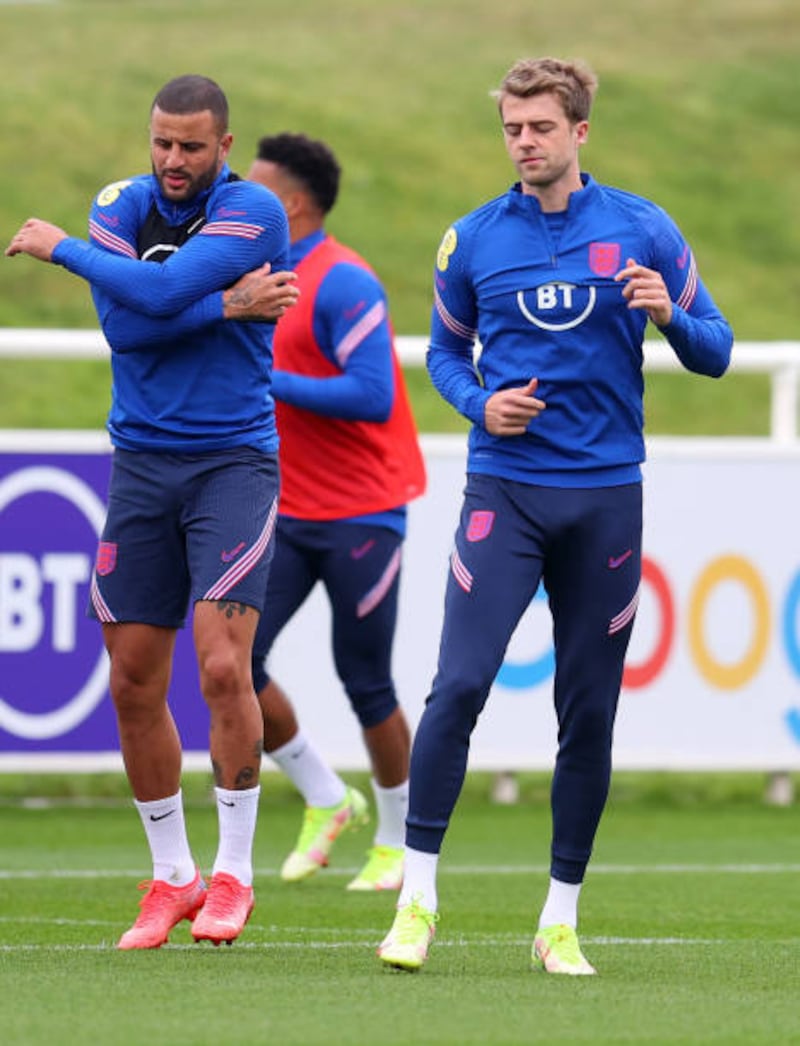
[96,180,133,207]
[436,227,457,272]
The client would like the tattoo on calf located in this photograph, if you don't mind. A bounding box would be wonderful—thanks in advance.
[234,765,257,789]
[211,755,262,791]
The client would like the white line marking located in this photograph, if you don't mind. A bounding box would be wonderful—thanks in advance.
[1,862,799,880]
[2,935,798,955]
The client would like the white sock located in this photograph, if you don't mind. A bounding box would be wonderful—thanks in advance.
[371,778,408,849]
[397,847,439,912]
[269,729,345,808]
[538,877,582,929]
[134,789,195,885]
[212,785,260,887]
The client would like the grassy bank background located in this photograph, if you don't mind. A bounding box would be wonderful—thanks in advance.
[0,0,797,433]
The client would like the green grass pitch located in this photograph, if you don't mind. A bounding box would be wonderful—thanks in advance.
[1,772,798,1045]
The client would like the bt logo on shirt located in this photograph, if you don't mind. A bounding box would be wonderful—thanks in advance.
[517,282,596,331]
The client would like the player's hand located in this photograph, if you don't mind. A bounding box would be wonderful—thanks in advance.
[222,264,300,322]
[615,257,673,327]
[484,377,545,436]
[5,218,68,261]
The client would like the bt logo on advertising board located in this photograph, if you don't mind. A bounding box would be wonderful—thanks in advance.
[0,465,109,740]
[1,552,89,652]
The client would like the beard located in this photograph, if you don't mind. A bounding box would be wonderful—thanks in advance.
[153,157,220,202]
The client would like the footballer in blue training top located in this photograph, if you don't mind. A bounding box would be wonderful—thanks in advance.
[6,74,295,951]
[377,56,733,976]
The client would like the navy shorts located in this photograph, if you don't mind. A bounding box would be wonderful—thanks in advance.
[89,447,279,627]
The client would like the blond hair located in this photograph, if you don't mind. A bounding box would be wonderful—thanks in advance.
[491,57,598,123]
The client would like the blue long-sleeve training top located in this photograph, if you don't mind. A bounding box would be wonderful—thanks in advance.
[52,164,290,453]
[269,229,395,422]
[429,173,734,487]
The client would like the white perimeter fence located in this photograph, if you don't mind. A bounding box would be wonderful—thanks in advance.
[1,329,799,443]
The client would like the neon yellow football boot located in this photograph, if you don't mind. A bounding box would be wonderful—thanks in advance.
[377,898,438,971]
[347,845,404,891]
[532,924,596,975]
[280,786,369,882]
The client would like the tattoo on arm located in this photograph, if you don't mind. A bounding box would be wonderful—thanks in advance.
[227,287,253,307]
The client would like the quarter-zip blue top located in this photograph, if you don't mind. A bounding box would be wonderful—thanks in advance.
[429,174,733,486]
[53,164,290,453]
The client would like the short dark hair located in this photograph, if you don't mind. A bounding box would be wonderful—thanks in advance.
[255,133,341,215]
[151,75,229,134]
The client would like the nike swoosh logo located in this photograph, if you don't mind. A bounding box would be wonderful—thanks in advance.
[608,550,633,570]
[149,810,176,822]
[350,539,376,560]
[676,245,690,270]
[221,541,246,563]
[219,799,236,807]
[343,300,367,321]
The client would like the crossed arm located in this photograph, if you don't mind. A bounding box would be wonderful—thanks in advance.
[6,216,300,340]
